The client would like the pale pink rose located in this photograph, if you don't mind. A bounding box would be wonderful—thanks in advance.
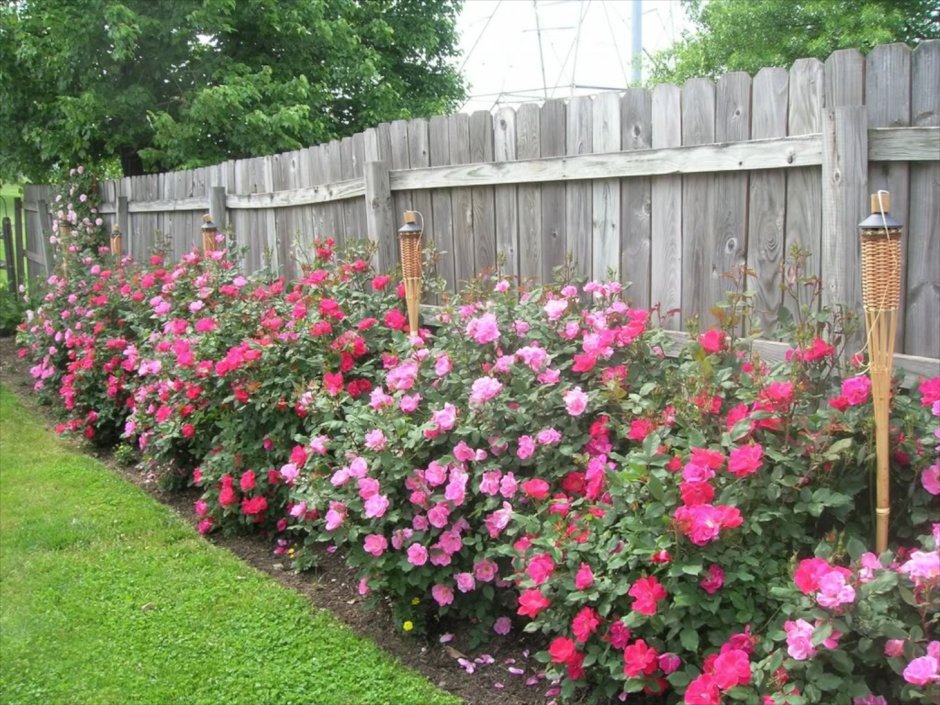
[427,503,451,529]
[425,460,448,487]
[474,559,498,582]
[364,494,389,518]
[466,312,500,344]
[432,403,457,431]
[435,353,452,376]
[406,543,428,566]
[432,583,455,606]
[543,298,568,321]
[363,534,388,557]
[470,376,503,405]
[903,655,939,686]
[564,386,589,416]
[884,639,906,657]
[784,619,816,660]
[921,462,940,495]
[400,394,421,413]
[493,616,512,635]
[364,429,387,451]
[455,572,476,592]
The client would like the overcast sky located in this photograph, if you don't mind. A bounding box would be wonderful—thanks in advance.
[454,0,694,113]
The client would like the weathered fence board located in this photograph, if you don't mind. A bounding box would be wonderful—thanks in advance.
[21,41,939,364]
[681,78,716,325]
[620,88,652,306]
[493,107,519,280]
[565,96,593,282]
[747,67,789,336]
[907,40,940,359]
[516,102,541,283]
[785,58,825,313]
[592,92,621,280]
[650,84,682,329]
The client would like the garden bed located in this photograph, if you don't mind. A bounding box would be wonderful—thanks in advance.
[0,335,546,705]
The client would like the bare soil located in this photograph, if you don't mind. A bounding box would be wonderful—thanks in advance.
[0,336,553,705]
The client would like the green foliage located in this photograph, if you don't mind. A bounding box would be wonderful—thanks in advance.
[0,386,460,705]
[650,0,940,84]
[0,0,465,180]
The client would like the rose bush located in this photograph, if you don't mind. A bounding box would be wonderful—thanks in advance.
[17,168,939,704]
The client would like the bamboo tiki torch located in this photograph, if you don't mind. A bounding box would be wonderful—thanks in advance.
[398,211,423,334]
[110,223,123,258]
[201,214,219,257]
[858,191,903,554]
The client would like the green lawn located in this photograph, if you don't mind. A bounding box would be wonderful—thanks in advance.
[0,385,460,705]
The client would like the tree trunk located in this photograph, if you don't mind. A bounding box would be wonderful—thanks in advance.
[120,147,145,177]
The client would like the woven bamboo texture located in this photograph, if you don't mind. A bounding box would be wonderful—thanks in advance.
[860,231,902,310]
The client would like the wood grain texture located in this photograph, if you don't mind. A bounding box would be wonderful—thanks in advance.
[906,39,940,357]
[364,161,394,271]
[388,120,412,243]
[539,99,567,283]
[428,116,456,293]
[592,92,621,280]
[825,49,865,108]
[785,58,825,314]
[747,68,789,337]
[712,72,751,323]
[449,113,475,288]
[565,95,592,282]
[322,140,346,252]
[681,78,716,325]
[620,88,652,306]
[493,107,519,280]
[470,110,497,278]
[516,102,542,284]
[866,43,912,349]
[820,106,867,341]
[406,118,437,299]
[650,84,682,329]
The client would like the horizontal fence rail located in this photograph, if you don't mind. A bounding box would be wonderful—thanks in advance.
[23,41,940,369]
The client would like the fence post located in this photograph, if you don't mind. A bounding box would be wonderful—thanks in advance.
[2,216,16,294]
[14,197,25,290]
[364,160,394,271]
[820,105,868,352]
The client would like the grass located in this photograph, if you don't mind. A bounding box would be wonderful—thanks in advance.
[0,385,460,705]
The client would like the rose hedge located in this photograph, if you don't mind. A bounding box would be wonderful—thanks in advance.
[16,169,939,704]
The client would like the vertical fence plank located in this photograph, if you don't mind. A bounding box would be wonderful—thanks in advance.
[866,43,911,350]
[516,103,541,284]
[713,72,751,325]
[307,146,327,246]
[906,39,940,358]
[364,161,394,271]
[651,84,682,329]
[681,78,716,325]
[340,137,360,245]
[820,106,868,332]
[592,92,621,281]
[825,49,865,108]
[388,120,412,241]
[566,96,593,282]
[14,197,25,286]
[493,107,519,281]
[540,99,567,283]
[747,67,789,337]
[785,58,824,313]
[323,140,346,253]
[350,133,367,241]
[470,110,497,278]
[620,88,652,305]
[449,113,475,288]
[429,116,456,293]
[406,119,436,297]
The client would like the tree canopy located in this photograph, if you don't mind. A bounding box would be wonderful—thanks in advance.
[0,0,466,180]
[650,0,940,85]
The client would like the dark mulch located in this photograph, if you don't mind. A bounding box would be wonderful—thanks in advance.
[0,336,555,705]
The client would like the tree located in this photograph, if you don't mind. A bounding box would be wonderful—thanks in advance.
[649,0,940,85]
[0,0,465,180]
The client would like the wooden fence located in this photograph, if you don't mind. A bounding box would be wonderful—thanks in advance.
[23,41,940,367]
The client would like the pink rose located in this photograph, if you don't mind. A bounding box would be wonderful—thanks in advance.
[431,583,455,607]
[363,534,388,557]
[903,655,939,686]
[406,543,428,566]
[574,562,595,590]
[563,386,589,416]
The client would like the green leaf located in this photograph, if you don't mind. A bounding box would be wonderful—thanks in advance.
[813,673,843,691]
[680,627,699,652]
